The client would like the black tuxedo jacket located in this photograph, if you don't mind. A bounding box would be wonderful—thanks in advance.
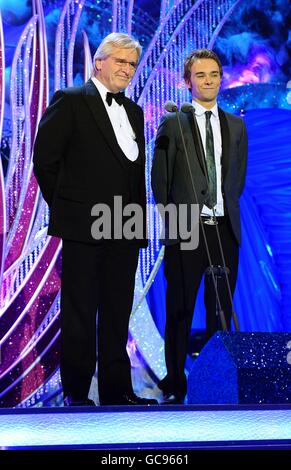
[151,107,248,245]
[33,79,147,246]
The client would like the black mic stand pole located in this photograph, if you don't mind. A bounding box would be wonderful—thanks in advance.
[164,101,227,331]
[181,102,239,331]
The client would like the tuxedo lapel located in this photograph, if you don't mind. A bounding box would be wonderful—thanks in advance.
[218,108,230,181]
[185,111,206,175]
[123,100,144,165]
[83,79,128,169]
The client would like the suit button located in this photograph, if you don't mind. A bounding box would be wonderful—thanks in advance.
[201,190,206,195]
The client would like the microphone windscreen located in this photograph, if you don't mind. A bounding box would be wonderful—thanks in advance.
[181,102,194,113]
[164,101,178,113]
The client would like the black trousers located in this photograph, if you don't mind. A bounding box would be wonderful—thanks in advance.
[60,240,139,403]
[161,217,239,399]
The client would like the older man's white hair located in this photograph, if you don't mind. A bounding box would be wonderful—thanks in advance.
[92,32,142,75]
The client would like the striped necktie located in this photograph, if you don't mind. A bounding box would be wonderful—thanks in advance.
[204,111,217,208]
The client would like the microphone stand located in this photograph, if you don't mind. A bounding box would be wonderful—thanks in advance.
[164,101,227,331]
[181,102,239,331]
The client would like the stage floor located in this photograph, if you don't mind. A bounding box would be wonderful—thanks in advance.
[1,404,291,450]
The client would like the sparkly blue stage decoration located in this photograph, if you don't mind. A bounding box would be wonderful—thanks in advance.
[188,332,291,404]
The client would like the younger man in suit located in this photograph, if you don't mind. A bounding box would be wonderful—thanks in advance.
[151,49,248,404]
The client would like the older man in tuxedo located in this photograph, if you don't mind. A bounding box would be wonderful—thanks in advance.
[34,33,157,406]
[152,49,248,404]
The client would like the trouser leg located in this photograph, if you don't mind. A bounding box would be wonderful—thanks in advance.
[97,243,139,403]
[162,242,204,398]
[60,240,101,399]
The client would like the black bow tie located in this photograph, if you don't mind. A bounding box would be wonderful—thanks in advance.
[106,91,126,106]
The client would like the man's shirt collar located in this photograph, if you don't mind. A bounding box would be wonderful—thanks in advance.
[192,100,218,118]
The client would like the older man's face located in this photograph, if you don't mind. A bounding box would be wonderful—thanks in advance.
[95,47,138,93]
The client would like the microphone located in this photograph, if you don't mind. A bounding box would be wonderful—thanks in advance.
[181,101,239,331]
[180,102,194,114]
[164,101,179,113]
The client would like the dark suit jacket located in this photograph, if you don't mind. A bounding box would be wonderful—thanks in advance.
[151,107,248,245]
[33,79,147,246]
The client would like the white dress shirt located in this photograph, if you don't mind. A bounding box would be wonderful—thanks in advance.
[92,76,139,162]
[193,100,224,217]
